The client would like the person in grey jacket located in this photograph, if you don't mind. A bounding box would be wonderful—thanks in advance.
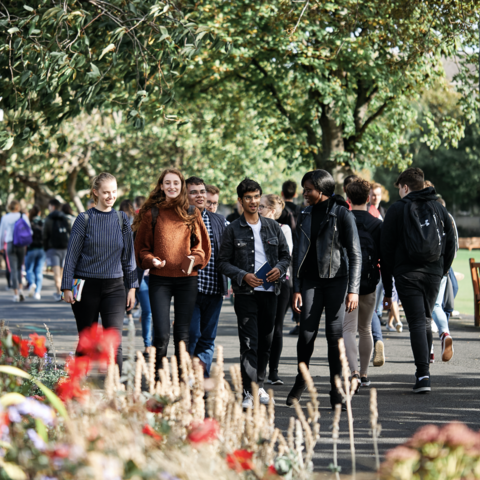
[287,169,362,410]
[218,178,291,409]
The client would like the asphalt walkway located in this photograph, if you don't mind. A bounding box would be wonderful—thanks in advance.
[1,273,479,475]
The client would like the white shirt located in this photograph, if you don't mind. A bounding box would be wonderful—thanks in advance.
[0,212,31,245]
[280,224,293,278]
[248,220,274,292]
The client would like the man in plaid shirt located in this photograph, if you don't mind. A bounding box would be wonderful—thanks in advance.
[186,177,228,376]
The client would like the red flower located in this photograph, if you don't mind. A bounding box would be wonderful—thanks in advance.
[77,324,120,365]
[0,347,3,358]
[56,377,89,402]
[48,445,70,459]
[32,395,46,402]
[142,424,162,441]
[267,465,278,475]
[20,339,30,358]
[0,412,10,427]
[12,335,21,345]
[226,450,254,472]
[29,333,47,357]
[146,398,164,414]
[65,357,91,379]
[187,418,219,443]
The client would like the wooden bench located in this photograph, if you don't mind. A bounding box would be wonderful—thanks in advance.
[469,258,480,326]
[460,238,480,251]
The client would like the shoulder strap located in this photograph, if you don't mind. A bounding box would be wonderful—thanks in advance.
[116,210,123,229]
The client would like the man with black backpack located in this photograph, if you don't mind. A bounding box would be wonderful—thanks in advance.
[381,168,456,393]
[343,179,383,390]
[43,198,72,301]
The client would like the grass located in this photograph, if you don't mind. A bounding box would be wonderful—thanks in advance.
[452,249,475,316]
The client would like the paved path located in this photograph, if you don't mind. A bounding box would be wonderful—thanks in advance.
[1,273,480,475]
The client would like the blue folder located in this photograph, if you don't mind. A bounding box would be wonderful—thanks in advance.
[255,261,275,290]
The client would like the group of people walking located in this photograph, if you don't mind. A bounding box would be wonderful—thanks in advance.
[1,165,457,409]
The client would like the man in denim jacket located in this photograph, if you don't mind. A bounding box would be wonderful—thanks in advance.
[218,178,291,409]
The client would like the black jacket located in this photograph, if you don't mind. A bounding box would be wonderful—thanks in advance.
[292,201,362,294]
[43,210,71,250]
[218,214,291,295]
[380,187,456,298]
[204,209,228,296]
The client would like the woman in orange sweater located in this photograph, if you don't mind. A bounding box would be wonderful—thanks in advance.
[134,168,211,366]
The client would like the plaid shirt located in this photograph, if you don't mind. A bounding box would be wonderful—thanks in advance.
[198,209,220,295]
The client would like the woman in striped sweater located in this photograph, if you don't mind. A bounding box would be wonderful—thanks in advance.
[62,172,138,371]
[134,168,211,369]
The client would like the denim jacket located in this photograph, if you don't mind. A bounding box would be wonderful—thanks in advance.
[218,214,291,295]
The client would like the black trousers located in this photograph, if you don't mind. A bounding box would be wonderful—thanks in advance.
[234,291,277,392]
[395,272,442,378]
[296,276,348,388]
[71,277,125,372]
[269,281,292,373]
[148,275,198,368]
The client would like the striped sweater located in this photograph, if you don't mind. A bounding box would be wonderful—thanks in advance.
[61,208,138,290]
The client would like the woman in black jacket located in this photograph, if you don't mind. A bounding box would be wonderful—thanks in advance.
[287,169,362,409]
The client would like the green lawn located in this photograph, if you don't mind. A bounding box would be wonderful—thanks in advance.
[452,249,476,316]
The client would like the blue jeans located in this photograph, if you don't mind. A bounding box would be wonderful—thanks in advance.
[138,276,152,348]
[432,275,448,336]
[189,293,223,376]
[25,248,46,294]
[375,279,384,317]
[371,311,383,344]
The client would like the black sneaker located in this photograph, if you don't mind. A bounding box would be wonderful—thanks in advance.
[360,376,371,387]
[351,373,361,394]
[286,374,306,406]
[413,376,431,393]
[330,389,346,411]
[289,325,300,335]
[268,370,284,385]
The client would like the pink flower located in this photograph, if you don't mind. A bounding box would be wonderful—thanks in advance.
[187,418,219,443]
[385,446,420,462]
[406,424,440,448]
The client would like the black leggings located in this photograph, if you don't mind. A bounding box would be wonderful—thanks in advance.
[148,275,198,368]
[269,281,292,373]
[296,276,348,387]
[71,277,125,372]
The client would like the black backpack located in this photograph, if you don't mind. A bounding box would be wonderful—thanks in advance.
[50,214,71,249]
[356,218,380,295]
[30,218,44,249]
[403,199,444,263]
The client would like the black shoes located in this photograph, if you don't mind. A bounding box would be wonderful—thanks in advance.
[268,370,284,385]
[360,376,371,387]
[330,390,346,411]
[289,325,300,335]
[351,373,361,394]
[286,375,307,406]
[413,376,431,393]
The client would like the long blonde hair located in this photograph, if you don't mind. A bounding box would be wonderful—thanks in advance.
[263,194,285,220]
[90,172,117,204]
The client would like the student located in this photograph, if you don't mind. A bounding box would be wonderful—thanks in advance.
[259,194,293,385]
[134,169,211,368]
[186,177,228,376]
[288,169,361,409]
[218,178,291,408]
[43,199,72,301]
[206,185,221,214]
[369,183,387,220]
[25,205,46,300]
[134,196,146,214]
[343,179,382,388]
[343,175,359,211]
[119,199,135,226]
[62,173,138,372]
[61,203,76,228]
[0,200,31,302]
[381,168,456,393]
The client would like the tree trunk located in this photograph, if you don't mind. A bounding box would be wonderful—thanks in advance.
[14,174,65,211]
[67,169,86,213]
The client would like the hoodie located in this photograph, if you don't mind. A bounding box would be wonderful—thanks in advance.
[43,210,71,250]
[380,187,456,298]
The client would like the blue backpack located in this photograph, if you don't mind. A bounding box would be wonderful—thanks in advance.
[13,215,33,247]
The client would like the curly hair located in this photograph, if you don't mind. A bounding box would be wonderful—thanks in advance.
[132,168,196,232]
[262,194,285,220]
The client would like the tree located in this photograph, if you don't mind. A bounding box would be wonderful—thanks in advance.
[178,0,480,187]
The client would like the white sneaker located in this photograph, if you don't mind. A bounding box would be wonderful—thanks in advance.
[28,284,36,297]
[33,292,41,300]
[52,293,62,302]
[258,388,274,405]
[386,325,396,332]
[132,309,141,319]
[242,391,254,409]
[396,321,403,333]
[12,295,20,302]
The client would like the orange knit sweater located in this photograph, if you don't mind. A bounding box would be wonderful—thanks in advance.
[134,207,211,278]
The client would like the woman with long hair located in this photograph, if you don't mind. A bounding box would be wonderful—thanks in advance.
[134,168,211,368]
[258,194,293,386]
[287,169,362,409]
[119,199,136,226]
[62,172,138,372]
[25,205,46,300]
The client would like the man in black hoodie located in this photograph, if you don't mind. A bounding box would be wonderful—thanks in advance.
[381,168,456,393]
